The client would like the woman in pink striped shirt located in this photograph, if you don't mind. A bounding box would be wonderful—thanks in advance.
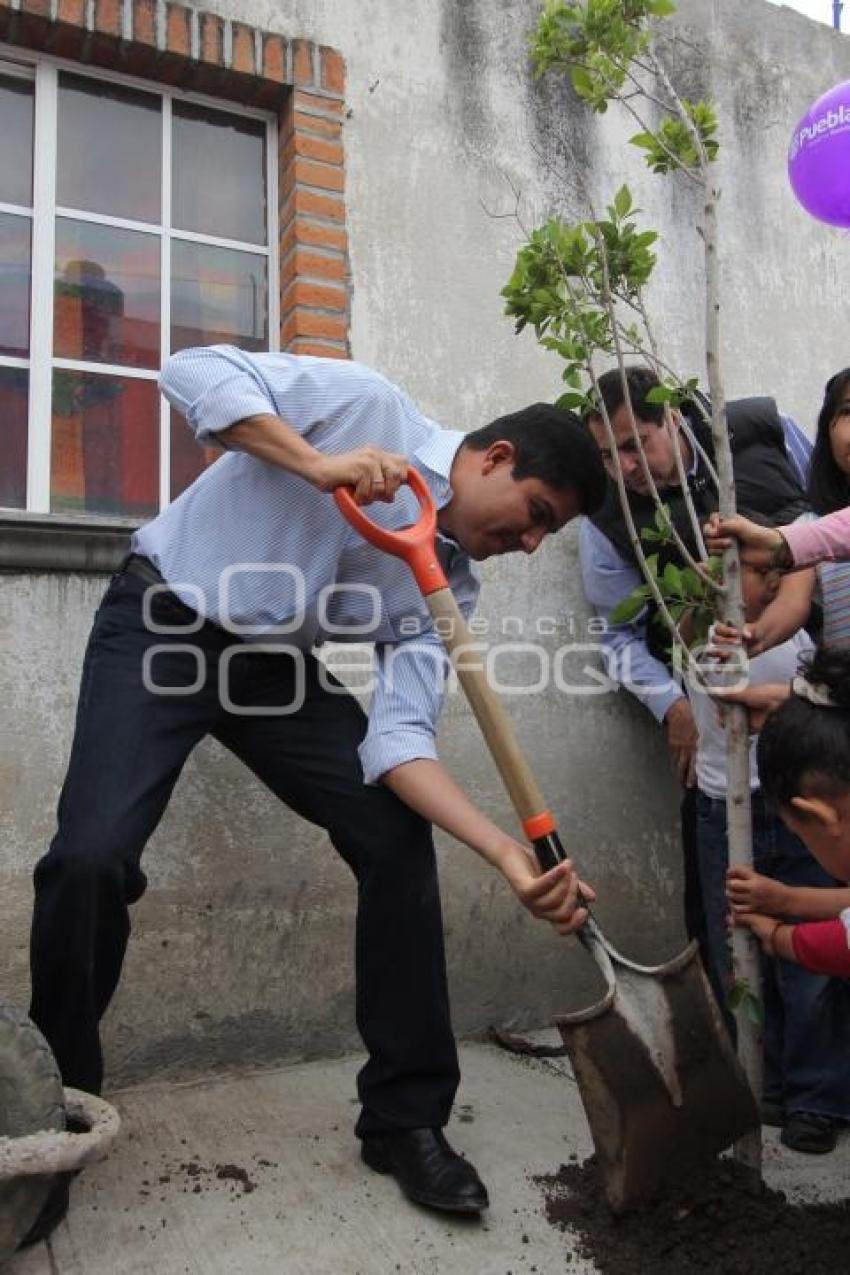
[707,367,850,583]
[704,369,850,729]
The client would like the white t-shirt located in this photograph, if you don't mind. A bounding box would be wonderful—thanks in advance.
[691,629,814,800]
[842,908,850,945]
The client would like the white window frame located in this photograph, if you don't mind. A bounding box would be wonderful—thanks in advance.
[0,44,279,517]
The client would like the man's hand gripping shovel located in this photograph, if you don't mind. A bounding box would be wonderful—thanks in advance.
[335,471,758,1212]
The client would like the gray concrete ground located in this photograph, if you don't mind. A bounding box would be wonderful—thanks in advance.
[7,1039,849,1275]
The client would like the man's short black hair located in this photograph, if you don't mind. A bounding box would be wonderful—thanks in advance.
[463,403,607,515]
[585,366,665,427]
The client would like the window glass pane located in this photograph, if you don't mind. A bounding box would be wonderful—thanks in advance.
[0,75,34,207]
[170,407,220,501]
[54,220,160,369]
[0,213,31,357]
[172,103,266,244]
[171,242,268,352]
[57,73,161,223]
[51,371,159,517]
[0,367,28,509]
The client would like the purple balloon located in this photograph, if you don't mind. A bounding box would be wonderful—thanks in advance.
[788,80,850,228]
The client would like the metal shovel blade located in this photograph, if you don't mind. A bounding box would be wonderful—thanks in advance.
[555,929,759,1213]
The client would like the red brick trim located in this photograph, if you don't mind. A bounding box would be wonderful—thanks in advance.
[278,84,349,357]
[0,0,350,357]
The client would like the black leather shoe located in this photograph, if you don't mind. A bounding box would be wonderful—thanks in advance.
[361,1127,489,1214]
[781,1112,839,1155]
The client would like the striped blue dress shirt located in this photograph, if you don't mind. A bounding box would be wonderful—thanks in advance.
[133,346,480,784]
[578,414,813,722]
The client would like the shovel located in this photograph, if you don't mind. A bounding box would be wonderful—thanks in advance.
[334,469,758,1212]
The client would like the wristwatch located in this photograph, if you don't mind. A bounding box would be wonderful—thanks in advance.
[771,534,794,572]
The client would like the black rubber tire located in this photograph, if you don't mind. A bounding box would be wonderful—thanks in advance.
[0,1005,66,1259]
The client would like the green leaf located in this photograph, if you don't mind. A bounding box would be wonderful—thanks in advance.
[680,567,704,600]
[645,385,676,405]
[726,981,747,1011]
[743,991,765,1029]
[629,131,657,151]
[644,553,660,579]
[727,979,763,1027]
[662,562,683,595]
[570,65,595,98]
[555,390,589,411]
[610,590,650,625]
[648,0,677,16]
[612,184,633,218]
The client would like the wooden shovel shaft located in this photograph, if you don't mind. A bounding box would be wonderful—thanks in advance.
[427,585,614,965]
[425,587,563,854]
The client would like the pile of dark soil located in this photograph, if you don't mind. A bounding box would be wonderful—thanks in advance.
[538,1156,850,1275]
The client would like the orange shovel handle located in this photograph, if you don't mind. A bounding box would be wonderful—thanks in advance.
[332,467,449,596]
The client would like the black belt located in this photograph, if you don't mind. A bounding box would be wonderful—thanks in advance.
[121,554,221,631]
[123,554,165,586]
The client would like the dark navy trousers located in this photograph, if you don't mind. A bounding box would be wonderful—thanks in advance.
[29,566,460,1135]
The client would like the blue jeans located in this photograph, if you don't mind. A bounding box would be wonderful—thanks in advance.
[696,789,850,1120]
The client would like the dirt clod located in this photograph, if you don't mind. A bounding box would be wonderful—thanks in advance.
[538,1156,850,1275]
[215,1163,256,1194]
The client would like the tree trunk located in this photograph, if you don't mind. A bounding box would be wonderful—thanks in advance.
[703,184,764,1177]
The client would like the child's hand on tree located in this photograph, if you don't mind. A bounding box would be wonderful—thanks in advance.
[706,620,771,659]
[731,909,796,961]
[732,909,779,950]
[727,866,789,917]
[709,681,790,733]
[706,620,746,651]
[704,513,790,571]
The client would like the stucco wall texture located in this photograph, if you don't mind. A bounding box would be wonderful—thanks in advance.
[3,0,849,1086]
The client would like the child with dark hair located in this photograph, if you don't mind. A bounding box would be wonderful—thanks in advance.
[690,542,850,1154]
[734,647,850,984]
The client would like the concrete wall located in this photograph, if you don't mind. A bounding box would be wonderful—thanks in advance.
[3,0,850,1087]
